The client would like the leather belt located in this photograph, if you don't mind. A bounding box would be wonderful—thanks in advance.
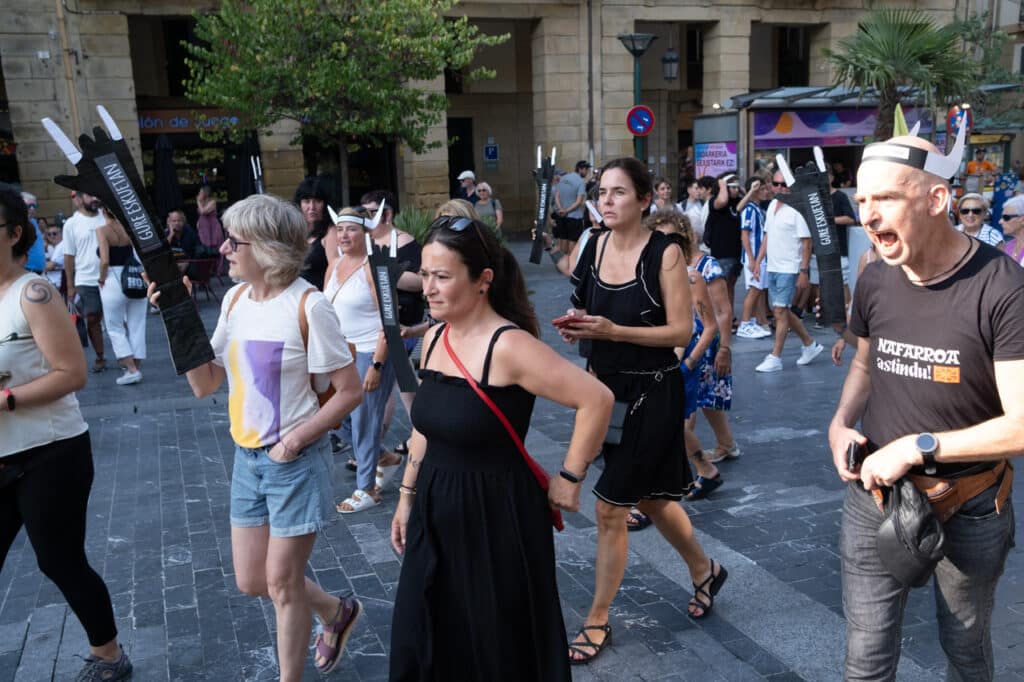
[908,460,1013,523]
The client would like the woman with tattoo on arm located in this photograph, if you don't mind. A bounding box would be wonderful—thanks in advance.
[389,215,612,681]
[0,184,133,680]
[561,159,726,664]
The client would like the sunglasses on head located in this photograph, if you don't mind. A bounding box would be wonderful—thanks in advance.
[960,207,985,215]
[429,216,490,255]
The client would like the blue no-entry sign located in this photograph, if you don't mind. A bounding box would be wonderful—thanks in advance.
[627,105,655,137]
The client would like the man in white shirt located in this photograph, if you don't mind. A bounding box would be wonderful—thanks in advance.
[753,172,824,372]
[63,192,108,372]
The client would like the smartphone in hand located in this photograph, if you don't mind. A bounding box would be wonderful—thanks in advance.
[847,442,864,473]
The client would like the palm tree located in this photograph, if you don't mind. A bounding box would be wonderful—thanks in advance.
[824,9,980,140]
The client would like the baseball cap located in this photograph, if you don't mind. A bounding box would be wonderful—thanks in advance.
[576,160,592,170]
[457,170,476,181]
[554,168,566,177]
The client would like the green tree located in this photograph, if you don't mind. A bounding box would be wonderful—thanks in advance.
[824,9,980,140]
[184,0,506,153]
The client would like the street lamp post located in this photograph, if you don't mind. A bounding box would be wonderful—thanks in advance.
[618,32,657,160]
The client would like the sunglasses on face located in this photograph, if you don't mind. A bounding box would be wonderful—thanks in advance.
[46,231,60,237]
[226,234,252,251]
[1001,214,1020,221]
[772,181,787,188]
[27,204,37,210]
[960,208,985,216]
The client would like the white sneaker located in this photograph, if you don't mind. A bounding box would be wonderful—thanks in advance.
[796,342,824,366]
[755,354,783,373]
[736,322,759,339]
[752,324,773,338]
[116,369,142,385]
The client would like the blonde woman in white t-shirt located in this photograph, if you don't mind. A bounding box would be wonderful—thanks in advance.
[150,194,364,679]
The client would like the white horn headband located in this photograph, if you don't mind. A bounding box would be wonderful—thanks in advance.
[860,119,966,179]
[329,199,387,229]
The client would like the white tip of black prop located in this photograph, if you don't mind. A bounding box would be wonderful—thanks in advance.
[368,199,386,230]
[813,147,826,173]
[585,200,603,225]
[96,106,123,141]
[909,121,921,137]
[776,154,795,186]
[328,205,341,225]
[41,118,82,165]
[551,146,557,167]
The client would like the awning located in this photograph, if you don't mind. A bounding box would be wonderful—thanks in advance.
[727,83,1023,110]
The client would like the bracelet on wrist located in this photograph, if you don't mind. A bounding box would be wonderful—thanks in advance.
[559,467,585,484]
[399,484,417,496]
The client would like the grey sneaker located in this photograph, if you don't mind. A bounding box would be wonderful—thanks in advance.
[76,646,132,681]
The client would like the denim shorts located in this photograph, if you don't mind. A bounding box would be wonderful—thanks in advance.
[230,436,333,537]
[767,271,798,309]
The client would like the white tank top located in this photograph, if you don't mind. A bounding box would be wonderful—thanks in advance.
[324,259,382,353]
[0,273,88,457]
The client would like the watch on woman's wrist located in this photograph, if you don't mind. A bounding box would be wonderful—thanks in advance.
[372,360,383,371]
[2,389,14,412]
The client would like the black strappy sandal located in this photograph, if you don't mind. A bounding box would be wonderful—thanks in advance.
[568,623,612,665]
[688,560,728,619]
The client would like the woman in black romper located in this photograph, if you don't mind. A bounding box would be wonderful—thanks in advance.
[389,216,613,681]
[560,158,729,664]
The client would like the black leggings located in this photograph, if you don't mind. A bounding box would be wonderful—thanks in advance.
[0,432,117,647]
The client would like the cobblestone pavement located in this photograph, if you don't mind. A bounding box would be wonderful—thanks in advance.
[2,242,1022,681]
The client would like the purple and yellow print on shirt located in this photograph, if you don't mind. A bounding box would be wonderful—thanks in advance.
[227,339,284,448]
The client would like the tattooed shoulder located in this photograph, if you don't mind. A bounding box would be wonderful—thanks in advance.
[24,280,54,304]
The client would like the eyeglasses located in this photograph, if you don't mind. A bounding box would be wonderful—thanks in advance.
[226,234,252,251]
[1001,214,1020,221]
[27,204,37,210]
[429,216,490,258]
[960,208,985,215]
[46,231,60,237]
[772,182,787,188]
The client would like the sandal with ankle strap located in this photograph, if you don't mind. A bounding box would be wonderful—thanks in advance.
[687,559,728,619]
[313,595,362,673]
[568,623,612,665]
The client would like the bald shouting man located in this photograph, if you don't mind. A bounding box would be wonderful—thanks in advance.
[829,132,1024,680]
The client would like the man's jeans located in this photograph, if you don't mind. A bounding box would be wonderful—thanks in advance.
[840,480,1015,681]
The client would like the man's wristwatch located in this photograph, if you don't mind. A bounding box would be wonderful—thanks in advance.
[2,389,14,412]
[371,361,383,371]
[799,267,810,275]
[915,432,939,475]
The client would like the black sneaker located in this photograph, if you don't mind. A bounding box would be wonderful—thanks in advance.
[76,645,132,681]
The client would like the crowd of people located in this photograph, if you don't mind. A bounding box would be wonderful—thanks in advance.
[2,127,1023,682]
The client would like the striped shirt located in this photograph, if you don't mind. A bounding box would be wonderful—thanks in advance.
[955,223,1004,247]
[740,202,766,265]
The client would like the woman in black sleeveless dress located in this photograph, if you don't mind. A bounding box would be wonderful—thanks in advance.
[559,158,728,664]
[389,216,613,681]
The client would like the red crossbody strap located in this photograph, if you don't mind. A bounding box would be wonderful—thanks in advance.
[442,326,564,532]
